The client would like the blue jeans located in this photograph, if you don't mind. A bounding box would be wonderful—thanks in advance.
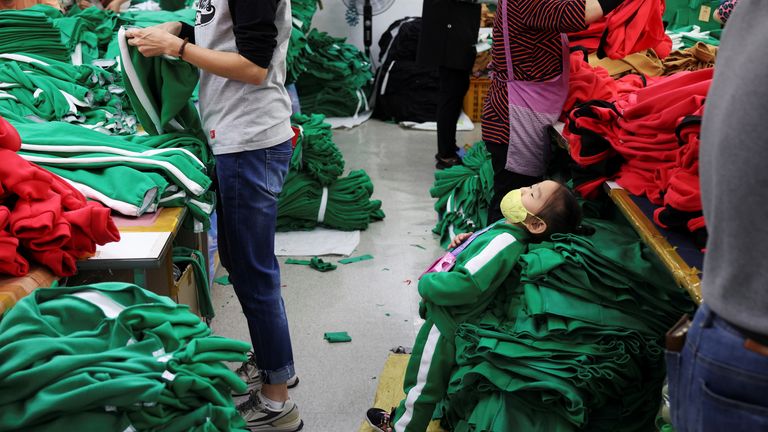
[667,303,768,431]
[215,140,295,384]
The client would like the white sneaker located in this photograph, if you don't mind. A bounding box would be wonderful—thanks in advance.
[237,391,303,432]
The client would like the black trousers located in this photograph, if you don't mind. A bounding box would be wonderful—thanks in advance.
[486,140,542,224]
[437,66,471,159]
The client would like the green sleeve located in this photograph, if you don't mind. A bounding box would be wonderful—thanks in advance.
[418,232,525,306]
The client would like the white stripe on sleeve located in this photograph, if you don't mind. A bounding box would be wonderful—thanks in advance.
[463,233,516,275]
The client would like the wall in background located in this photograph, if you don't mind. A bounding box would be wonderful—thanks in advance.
[310,0,423,66]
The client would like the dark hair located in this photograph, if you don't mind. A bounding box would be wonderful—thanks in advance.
[530,183,593,242]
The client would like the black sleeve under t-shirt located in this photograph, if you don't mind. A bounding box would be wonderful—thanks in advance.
[179,0,279,68]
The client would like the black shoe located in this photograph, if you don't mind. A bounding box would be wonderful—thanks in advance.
[435,154,462,170]
[366,408,393,432]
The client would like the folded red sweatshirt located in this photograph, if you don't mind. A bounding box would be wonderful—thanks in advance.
[11,194,72,251]
[0,230,29,277]
[0,115,20,152]
[62,201,120,246]
[564,69,711,201]
[28,249,78,277]
[41,164,88,211]
[0,205,9,231]
[0,149,54,201]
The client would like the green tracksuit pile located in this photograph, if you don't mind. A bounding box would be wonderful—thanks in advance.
[286,0,316,85]
[436,218,694,431]
[431,142,494,248]
[276,113,384,231]
[0,7,70,63]
[392,222,529,432]
[0,282,250,432]
[13,121,215,227]
[295,29,374,117]
[0,53,136,134]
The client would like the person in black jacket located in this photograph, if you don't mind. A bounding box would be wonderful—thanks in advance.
[418,0,481,169]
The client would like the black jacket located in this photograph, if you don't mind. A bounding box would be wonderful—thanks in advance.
[417,0,482,71]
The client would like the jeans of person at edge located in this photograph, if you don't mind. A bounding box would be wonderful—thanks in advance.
[667,303,768,432]
[215,139,296,384]
[437,65,471,160]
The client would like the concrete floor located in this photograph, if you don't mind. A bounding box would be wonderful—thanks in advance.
[210,120,481,431]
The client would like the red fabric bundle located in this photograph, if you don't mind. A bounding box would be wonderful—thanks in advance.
[0,115,121,277]
[564,53,648,116]
[0,231,29,276]
[563,69,712,246]
[0,115,20,152]
[568,0,671,59]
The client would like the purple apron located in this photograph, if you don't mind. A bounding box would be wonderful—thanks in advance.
[497,0,570,176]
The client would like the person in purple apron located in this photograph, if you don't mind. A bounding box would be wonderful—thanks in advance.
[366,180,589,432]
[482,0,625,224]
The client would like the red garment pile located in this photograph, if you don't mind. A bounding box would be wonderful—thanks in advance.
[568,0,672,60]
[0,116,120,277]
[563,68,713,248]
[563,51,650,115]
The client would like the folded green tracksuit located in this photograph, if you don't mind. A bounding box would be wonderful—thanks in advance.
[0,282,250,432]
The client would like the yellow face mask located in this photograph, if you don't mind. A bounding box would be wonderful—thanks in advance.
[500,189,542,225]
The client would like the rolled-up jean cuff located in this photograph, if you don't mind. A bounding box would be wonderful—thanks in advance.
[261,364,296,385]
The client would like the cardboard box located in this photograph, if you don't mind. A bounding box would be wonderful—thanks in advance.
[664,0,722,32]
[172,263,200,317]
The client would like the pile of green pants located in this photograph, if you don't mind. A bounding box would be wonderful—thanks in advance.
[289,113,344,185]
[431,142,495,248]
[0,282,250,432]
[291,0,317,32]
[56,5,119,64]
[286,0,317,84]
[438,218,694,431]
[277,169,385,231]
[296,29,373,117]
[0,53,136,134]
[13,120,215,229]
[0,6,70,63]
[277,113,384,231]
[286,25,311,85]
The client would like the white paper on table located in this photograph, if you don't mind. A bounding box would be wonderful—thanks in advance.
[275,228,360,257]
[399,111,475,132]
[89,232,171,260]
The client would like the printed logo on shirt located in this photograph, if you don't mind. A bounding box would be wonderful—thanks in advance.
[209,130,216,139]
[196,0,216,27]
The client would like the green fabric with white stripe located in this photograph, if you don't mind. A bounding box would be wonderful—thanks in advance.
[117,26,204,139]
[392,222,528,432]
[0,53,136,134]
[12,120,215,227]
[0,282,249,432]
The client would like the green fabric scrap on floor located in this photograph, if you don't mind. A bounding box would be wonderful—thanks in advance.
[323,331,352,343]
[213,275,230,286]
[285,259,312,266]
[338,254,373,264]
[310,257,336,272]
